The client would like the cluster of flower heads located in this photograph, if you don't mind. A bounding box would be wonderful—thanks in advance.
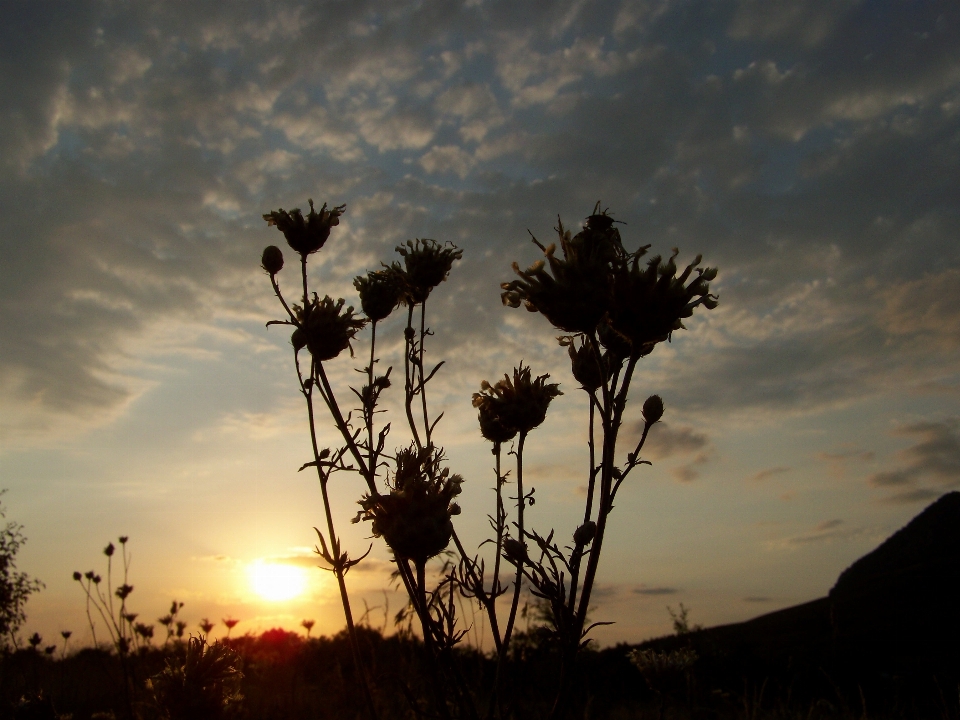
[472,364,563,444]
[354,446,463,563]
[501,206,718,360]
[261,200,463,362]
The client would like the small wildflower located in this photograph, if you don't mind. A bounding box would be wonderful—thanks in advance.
[295,294,368,362]
[263,199,345,257]
[642,395,664,425]
[72,571,82,581]
[354,268,405,322]
[200,618,215,635]
[472,364,562,440]
[115,584,134,600]
[28,632,42,649]
[301,619,315,638]
[104,543,115,557]
[355,445,463,564]
[261,245,284,275]
[393,238,462,304]
[61,631,71,640]
[134,623,154,640]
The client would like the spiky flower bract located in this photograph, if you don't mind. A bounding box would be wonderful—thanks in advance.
[472,364,562,440]
[500,211,623,333]
[354,268,405,322]
[263,199,345,257]
[355,446,463,564]
[394,238,463,304]
[294,294,367,361]
[609,249,718,357]
[501,206,718,358]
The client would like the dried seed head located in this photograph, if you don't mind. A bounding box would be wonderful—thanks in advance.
[609,249,718,356]
[354,268,405,322]
[263,199,345,257]
[566,337,605,392]
[295,295,367,361]
[472,364,562,440]
[356,446,463,563]
[393,239,462,304]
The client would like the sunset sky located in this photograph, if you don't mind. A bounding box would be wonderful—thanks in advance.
[2,0,959,649]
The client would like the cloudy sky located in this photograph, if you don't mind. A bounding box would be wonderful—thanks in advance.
[2,0,958,649]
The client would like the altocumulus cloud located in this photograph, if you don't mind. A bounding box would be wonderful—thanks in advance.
[1,0,959,449]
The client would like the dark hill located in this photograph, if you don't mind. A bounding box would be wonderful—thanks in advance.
[638,492,960,691]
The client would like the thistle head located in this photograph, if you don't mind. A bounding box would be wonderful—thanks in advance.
[472,364,562,440]
[609,249,718,357]
[263,199,345,257]
[393,238,462,304]
[500,208,624,333]
[354,268,405,322]
[295,295,367,362]
[355,446,463,564]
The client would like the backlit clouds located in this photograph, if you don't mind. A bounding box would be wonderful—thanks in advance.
[869,420,960,503]
[2,0,959,643]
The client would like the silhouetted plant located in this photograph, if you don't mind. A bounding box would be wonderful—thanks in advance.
[260,199,717,719]
[1,490,44,650]
[149,635,242,720]
[221,619,239,639]
[300,619,315,638]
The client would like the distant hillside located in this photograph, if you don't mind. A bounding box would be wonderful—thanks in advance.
[638,491,960,677]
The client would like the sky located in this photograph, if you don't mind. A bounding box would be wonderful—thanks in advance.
[1,0,959,650]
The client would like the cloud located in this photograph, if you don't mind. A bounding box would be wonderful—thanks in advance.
[748,466,790,482]
[633,586,679,596]
[866,419,960,502]
[642,424,708,460]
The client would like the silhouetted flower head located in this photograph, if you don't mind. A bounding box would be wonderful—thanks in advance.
[354,268,405,322]
[642,395,664,425]
[472,364,562,440]
[502,538,528,565]
[500,210,623,333]
[393,238,462,304]
[263,199,345,257]
[104,543,115,557]
[261,245,284,275]
[573,521,597,546]
[355,446,463,564]
[609,249,718,357]
[293,294,367,361]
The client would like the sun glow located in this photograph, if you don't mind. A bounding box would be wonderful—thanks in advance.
[250,562,307,601]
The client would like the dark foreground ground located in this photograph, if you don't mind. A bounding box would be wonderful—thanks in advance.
[1,623,958,720]
[5,493,960,719]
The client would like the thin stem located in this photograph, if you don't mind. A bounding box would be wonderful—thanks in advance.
[501,431,527,653]
[314,360,376,494]
[568,397,596,610]
[403,304,423,450]
[419,302,432,446]
[304,362,380,720]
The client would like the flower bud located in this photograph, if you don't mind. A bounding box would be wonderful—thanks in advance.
[104,543,115,557]
[261,245,284,275]
[503,538,528,565]
[73,571,82,581]
[573,521,597,546]
[291,328,307,352]
[643,394,664,425]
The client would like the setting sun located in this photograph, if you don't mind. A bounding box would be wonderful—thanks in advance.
[250,562,306,601]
